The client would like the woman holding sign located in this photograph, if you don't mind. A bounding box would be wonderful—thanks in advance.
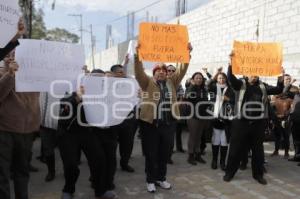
[134,43,192,193]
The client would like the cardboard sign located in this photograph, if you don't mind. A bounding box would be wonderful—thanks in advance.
[138,22,189,63]
[0,0,20,47]
[15,39,85,93]
[232,41,283,76]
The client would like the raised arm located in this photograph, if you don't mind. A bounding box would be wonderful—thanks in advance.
[266,77,284,95]
[0,18,25,61]
[0,41,19,61]
[170,43,192,88]
[134,45,150,90]
[227,64,242,91]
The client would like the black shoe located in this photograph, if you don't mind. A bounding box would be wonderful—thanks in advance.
[187,154,197,165]
[121,165,135,173]
[211,160,217,169]
[263,166,267,173]
[223,174,233,182]
[254,177,267,185]
[288,157,300,162]
[220,162,226,171]
[239,164,247,170]
[177,148,185,153]
[298,163,300,166]
[29,164,39,172]
[195,154,206,164]
[45,171,55,182]
[167,159,174,165]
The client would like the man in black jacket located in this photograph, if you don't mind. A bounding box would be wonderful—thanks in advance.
[224,54,284,185]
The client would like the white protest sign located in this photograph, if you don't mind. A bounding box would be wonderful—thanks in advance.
[82,76,140,127]
[15,39,85,94]
[0,0,20,47]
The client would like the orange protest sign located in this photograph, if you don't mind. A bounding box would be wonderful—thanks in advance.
[232,41,283,76]
[138,22,190,63]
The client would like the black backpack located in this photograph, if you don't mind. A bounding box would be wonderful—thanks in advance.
[57,92,80,134]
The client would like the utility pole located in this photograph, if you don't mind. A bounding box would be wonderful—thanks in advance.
[68,14,83,44]
[256,19,260,42]
[28,0,33,38]
[90,24,95,69]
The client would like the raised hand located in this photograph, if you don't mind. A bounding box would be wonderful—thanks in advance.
[8,61,19,75]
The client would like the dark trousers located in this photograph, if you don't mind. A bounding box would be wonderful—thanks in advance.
[115,118,137,167]
[94,128,118,190]
[175,122,183,150]
[274,118,290,151]
[291,122,300,160]
[140,120,175,183]
[226,119,267,178]
[0,131,34,199]
[40,127,57,157]
[58,130,106,197]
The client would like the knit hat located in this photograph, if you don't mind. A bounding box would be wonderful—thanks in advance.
[152,63,167,75]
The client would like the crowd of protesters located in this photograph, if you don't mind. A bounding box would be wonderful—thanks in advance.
[1,19,300,199]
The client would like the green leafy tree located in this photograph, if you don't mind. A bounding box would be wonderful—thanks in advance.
[46,28,80,43]
[31,8,47,39]
[18,1,79,43]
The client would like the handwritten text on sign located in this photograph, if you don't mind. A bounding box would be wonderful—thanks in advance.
[138,22,189,63]
[0,0,20,47]
[232,41,283,76]
[15,39,85,93]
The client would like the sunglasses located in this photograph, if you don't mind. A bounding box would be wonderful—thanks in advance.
[168,69,175,72]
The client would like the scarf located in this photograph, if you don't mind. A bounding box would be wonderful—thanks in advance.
[213,83,228,118]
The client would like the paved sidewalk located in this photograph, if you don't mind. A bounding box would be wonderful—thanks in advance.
[27,132,300,199]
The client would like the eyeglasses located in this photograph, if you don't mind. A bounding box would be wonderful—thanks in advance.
[168,69,175,72]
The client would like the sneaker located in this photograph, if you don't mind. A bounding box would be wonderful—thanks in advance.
[156,181,172,189]
[146,183,156,193]
[61,192,73,199]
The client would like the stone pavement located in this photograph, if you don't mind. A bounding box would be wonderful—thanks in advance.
[27,131,300,199]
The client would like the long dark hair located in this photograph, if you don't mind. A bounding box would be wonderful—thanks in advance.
[191,72,205,87]
[213,72,229,85]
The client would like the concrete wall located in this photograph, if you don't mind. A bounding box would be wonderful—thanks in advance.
[89,0,300,85]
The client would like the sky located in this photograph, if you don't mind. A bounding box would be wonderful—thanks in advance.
[36,0,211,56]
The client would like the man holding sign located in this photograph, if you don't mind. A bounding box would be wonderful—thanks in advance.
[224,48,285,185]
[0,50,40,199]
[135,31,192,192]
